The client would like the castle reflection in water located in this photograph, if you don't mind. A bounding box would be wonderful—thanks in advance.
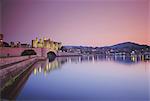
[33,55,149,75]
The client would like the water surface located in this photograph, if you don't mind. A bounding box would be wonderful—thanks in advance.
[2,56,150,100]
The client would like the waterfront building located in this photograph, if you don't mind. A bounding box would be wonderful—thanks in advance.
[32,37,61,51]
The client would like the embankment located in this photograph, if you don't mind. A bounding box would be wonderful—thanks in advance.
[0,56,46,90]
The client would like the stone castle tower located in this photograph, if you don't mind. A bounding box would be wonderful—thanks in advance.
[32,37,61,51]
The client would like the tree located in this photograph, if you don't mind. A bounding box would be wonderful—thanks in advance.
[3,42,10,47]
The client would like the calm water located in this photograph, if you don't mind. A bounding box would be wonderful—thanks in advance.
[2,55,150,100]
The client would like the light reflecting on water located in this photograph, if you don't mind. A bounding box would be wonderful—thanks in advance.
[2,56,150,100]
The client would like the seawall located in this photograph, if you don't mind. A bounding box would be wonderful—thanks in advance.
[0,55,36,67]
[0,56,46,90]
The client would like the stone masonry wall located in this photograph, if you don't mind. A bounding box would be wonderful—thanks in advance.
[0,55,37,67]
[0,47,48,57]
[0,57,38,89]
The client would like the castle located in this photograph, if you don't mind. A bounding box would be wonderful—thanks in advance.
[32,37,61,51]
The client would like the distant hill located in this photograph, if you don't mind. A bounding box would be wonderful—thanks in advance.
[110,42,149,50]
[62,46,92,49]
[63,42,149,50]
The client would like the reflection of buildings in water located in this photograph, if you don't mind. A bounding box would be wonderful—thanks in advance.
[131,55,136,62]
[109,55,148,64]
[33,58,68,76]
[33,55,149,75]
[59,55,149,65]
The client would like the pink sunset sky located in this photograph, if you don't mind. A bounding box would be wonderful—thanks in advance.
[0,0,150,46]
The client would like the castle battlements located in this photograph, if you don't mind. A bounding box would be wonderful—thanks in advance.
[32,37,61,51]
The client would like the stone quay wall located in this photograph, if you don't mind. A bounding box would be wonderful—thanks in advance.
[0,55,36,67]
[0,56,45,89]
